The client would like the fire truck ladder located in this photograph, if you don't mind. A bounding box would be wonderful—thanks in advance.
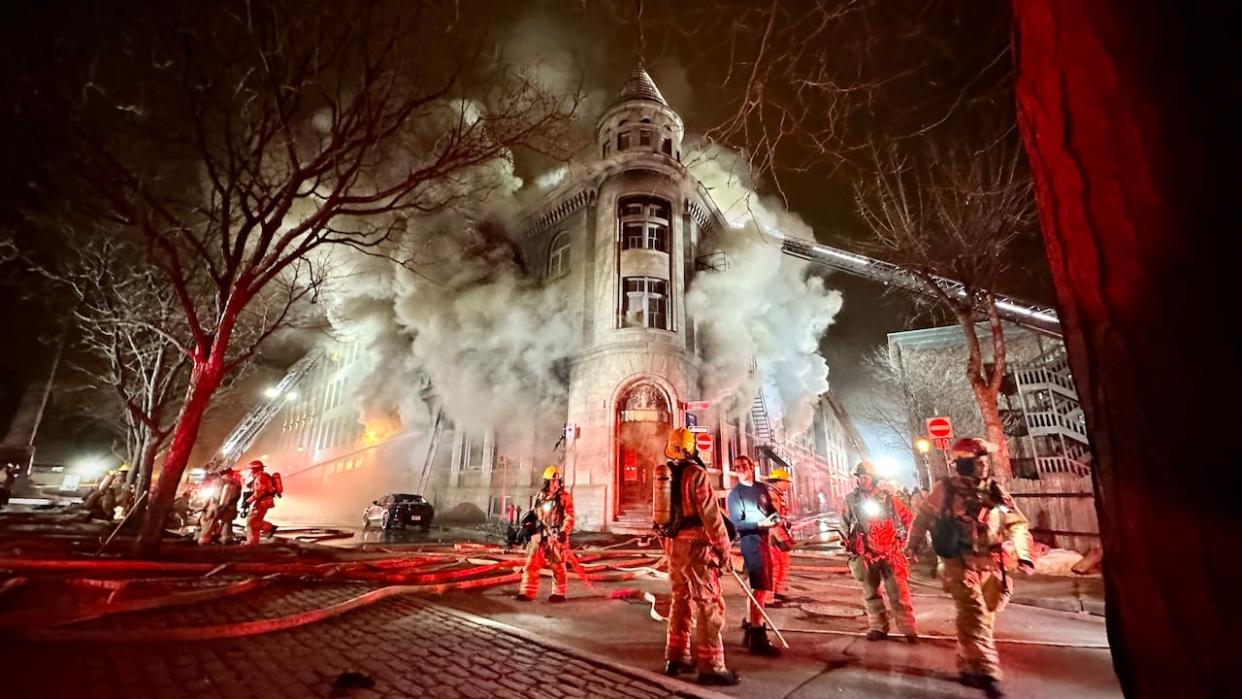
[771,232,1063,338]
[415,407,446,494]
[214,348,325,468]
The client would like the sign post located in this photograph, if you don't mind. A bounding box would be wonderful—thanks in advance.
[925,417,954,480]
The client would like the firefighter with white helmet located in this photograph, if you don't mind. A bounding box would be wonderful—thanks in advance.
[654,427,739,686]
[841,460,918,643]
[765,468,794,604]
[244,460,282,544]
[516,465,575,602]
[908,438,1034,695]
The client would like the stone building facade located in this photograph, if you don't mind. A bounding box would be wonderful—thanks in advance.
[236,69,858,532]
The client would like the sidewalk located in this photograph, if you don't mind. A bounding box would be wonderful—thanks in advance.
[0,588,718,699]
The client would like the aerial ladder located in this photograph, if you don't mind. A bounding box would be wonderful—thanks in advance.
[768,231,1063,338]
[212,348,325,469]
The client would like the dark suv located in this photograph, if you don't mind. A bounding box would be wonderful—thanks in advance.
[363,493,434,530]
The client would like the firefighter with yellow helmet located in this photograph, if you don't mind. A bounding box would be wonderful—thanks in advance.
[841,460,918,643]
[908,438,1034,695]
[653,427,739,686]
[765,468,794,604]
[516,465,575,602]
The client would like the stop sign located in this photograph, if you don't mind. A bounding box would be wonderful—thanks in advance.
[695,432,713,453]
[926,416,953,440]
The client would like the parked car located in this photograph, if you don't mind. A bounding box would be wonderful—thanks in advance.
[363,493,434,530]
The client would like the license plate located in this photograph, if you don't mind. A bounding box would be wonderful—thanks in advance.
[410,515,421,521]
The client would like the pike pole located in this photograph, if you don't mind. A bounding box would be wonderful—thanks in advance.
[724,563,790,648]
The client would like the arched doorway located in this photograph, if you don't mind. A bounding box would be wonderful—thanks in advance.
[615,383,671,519]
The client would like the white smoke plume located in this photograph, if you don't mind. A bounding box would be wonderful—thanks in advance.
[685,145,843,435]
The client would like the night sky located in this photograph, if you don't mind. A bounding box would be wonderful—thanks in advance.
[0,0,1053,463]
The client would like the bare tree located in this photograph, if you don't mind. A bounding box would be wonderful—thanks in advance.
[852,133,1038,478]
[37,234,301,509]
[34,1,579,553]
[860,346,984,485]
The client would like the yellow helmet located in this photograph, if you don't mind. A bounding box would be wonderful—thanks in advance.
[768,468,791,482]
[665,427,697,460]
[542,465,561,480]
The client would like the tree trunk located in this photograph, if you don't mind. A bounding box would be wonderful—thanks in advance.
[958,312,1013,478]
[135,435,161,502]
[1013,1,1231,695]
[132,358,223,556]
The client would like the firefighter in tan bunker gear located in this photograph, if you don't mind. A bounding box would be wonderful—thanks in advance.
[197,467,242,545]
[908,438,1035,695]
[245,460,279,545]
[658,428,739,687]
[516,466,575,602]
[841,461,918,642]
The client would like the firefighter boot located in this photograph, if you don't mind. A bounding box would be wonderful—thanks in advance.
[697,669,741,687]
[548,593,566,603]
[663,659,694,677]
[747,624,782,657]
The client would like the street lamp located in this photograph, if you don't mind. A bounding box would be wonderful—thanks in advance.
[914,437,932,490]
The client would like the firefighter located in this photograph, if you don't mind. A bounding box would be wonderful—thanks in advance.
[908,438,1034,696]
[244,460,281,544]
[656,428,739,686]
[765,468,793,605]
[515,466,575,602]
[197,468,242,545]
[841,460,918,643]
[727,455,781,656]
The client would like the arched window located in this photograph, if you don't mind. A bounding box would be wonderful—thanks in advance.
[548,231,570,278]
[618,195,671,253]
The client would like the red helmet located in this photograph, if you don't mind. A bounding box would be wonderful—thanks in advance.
[948,437,988,459]
[248,460,266,470]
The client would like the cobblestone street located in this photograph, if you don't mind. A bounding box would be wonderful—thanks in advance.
[1,590,709,699]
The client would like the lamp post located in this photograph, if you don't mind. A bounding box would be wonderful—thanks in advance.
[914,437,932,490]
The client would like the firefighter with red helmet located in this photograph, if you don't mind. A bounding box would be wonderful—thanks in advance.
[197,467,242,545]
[244,460,281,544]
[654,428,739,686]
[908,438,1034,695]
[841,460,919,643]
[765,468,794,605]
[516,466,575,602]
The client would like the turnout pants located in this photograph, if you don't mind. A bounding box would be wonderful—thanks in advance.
[197,504,237,545]
[771,546,790,595]
[520,536,568,598]
[664,538,727,674]
[848,554,917,635]
[246,499,275,545]
[941,557,1012,680]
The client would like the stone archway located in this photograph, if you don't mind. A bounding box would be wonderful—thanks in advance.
[614,382,671,520]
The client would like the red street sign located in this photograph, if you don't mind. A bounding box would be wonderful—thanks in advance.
[694,432,713,453]
[933,437,953,450]
[681,400,711,411]
[925,416,954,439]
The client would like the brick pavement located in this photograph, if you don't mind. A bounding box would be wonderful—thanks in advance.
[1,590,713,699]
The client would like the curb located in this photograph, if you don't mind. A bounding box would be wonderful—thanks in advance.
[425,600,732,699]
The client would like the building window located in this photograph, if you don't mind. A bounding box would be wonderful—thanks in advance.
[617,131,630,150]
[662,138,672,156]
[623,277,669,330]
[548,231,570,278]
[618,195,671,253]
[639,129,652,147]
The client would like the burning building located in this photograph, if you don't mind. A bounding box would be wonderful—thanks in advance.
[224,69,857,531]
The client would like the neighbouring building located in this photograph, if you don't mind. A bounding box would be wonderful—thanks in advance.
[220,69,860,532]
[887,323,1099,551]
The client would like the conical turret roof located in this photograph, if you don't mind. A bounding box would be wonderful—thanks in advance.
[615,66,667,106]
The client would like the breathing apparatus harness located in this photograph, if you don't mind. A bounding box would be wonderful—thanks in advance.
[653,454,706,538]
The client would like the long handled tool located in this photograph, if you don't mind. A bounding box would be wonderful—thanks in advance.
[724,564,790,648]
